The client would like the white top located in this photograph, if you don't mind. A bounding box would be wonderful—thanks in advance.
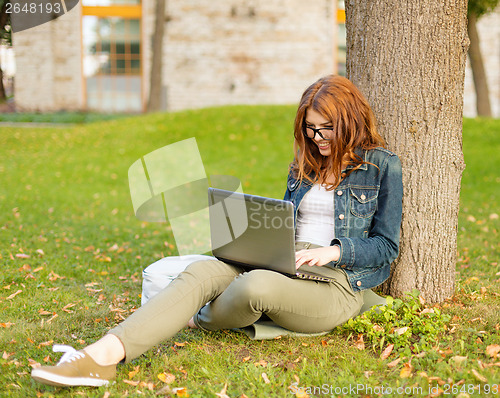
[295,184,335,247]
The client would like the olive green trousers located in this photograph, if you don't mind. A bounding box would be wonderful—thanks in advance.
[108,243,363,362]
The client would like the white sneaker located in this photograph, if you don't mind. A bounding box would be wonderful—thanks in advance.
[31,345,116,387]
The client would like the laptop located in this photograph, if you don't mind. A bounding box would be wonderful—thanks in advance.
[208,187,336,282]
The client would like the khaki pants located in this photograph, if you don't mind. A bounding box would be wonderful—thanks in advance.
[108,243,363,362]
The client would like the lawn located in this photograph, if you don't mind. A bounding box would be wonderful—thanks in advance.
[0,108,499,397]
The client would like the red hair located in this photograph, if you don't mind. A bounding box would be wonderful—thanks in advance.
[292,75,385,188]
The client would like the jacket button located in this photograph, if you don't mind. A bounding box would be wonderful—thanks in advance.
[341,264,346,268]
[360,194,366,200]
[356,281,362,287]
[337,190,343,196]
[338,214,345,220]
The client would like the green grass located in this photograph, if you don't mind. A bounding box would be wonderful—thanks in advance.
[0,108,499,397]
[0,111,129,124]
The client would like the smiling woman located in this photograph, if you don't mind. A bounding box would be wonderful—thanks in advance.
[31,75,403,389]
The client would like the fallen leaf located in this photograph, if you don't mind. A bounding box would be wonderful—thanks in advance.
[400,362,413,378]
[486,344,500,358]
[261,372,270,384]
[0,322,14,328]
[158,372,175,384]
[128,365,140,379]
[450,356,468,365]
[215,382,230,398]
[380,344,394,360]
[471,369,487,382]
[387,358,401,368]
[15,253,30,259]
[373,324,384,333]
[173,387,189,397]
[38,309,52,316]
[394,326,409,336]
[123,379,140,386]
[354,334,365,350]
[6,290,22,300]
[254,360,268,367]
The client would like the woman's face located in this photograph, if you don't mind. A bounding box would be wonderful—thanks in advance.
[304,108,333,157]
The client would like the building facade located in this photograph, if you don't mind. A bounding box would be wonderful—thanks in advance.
[13,0,337,113]
[10,1,500,117]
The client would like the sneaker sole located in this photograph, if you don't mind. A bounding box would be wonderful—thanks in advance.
[32,368,110,387]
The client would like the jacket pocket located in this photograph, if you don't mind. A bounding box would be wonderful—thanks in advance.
[350,187,378,218]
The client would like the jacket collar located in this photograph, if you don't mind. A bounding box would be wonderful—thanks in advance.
[342,147,368,172]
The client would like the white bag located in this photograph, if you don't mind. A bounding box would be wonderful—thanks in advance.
[141,254,216,305]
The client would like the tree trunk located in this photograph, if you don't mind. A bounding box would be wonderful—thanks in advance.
[345,0,468,303]
[0,66,6,100]
[467,12,492,117]
[147,0,166,112]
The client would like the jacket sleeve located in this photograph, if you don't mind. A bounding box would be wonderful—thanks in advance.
[330,154,403,271]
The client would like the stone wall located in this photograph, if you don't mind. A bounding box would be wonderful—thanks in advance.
[463,5,500,118]
[13,6,83,112]
[142,0,336,111]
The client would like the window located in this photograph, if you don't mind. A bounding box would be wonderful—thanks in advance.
[82,1,142,112]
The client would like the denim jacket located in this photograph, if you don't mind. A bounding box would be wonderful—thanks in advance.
[283,147,403,292]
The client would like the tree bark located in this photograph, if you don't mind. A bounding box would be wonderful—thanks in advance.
[345,0,468,303]
[467,12,492,117]
[0,66,5,100]
[147,0,166,112]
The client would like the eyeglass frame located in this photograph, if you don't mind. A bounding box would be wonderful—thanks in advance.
[303,124,334,141]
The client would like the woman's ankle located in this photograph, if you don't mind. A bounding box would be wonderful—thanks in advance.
[84,334,125,366]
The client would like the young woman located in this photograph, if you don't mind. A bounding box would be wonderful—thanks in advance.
[32,75,403,387]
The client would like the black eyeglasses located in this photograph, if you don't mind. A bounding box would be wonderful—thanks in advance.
[303,125,334,141]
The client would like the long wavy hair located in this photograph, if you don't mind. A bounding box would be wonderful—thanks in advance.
[292,75,385,188]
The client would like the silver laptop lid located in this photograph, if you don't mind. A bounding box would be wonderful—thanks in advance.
[208,187,296,275]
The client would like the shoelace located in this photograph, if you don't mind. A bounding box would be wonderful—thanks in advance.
[52,344,85,365]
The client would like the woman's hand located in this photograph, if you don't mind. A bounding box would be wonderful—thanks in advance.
[295,246,340,269]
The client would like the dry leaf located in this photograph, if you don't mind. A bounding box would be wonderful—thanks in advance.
[0,322,14,328]
[128,365,140,379]
[387,357,401,368]
[261,372,270,384]
[253,360,268,367]
[450,356,468,365]
[394,326,409,336]
[380,344,394,360]
[471,369,487,382]
[373,324,384,333]
[6,290,22,300]
[354,334,365,350]
[486,344,500,358]
[158,372,175,384]
[123,379,140,386]
[215,382,230,398]
[399,362,413,378]
[173,387,189,397]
